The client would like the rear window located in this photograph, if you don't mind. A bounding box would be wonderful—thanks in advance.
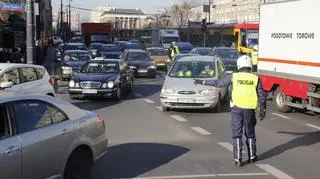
[35,68,46,79]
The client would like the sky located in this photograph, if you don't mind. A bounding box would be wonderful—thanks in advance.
[52,0,175,20]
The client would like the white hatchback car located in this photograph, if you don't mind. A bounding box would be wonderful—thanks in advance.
[0,63,56,96]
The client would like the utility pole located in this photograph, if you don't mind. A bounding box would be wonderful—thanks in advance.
[60,0,63,33]
[69,0,72,38]
[26,0,35,64]
[208,0,211,23]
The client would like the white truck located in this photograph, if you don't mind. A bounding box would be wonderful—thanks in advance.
[258,0,320,113]
[151,29,181,49]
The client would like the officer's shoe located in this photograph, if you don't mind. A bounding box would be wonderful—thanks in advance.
[234,159,243,167]
[249,156,258,164]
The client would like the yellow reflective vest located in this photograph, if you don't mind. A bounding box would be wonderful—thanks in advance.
[178,70,192,77]
[171,45,180,57]
[251,51,258,65]
[231,72,258,109]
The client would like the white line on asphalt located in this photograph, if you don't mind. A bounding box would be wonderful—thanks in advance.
[191,127,212,135]
[272,113,290,119]
[218,142,247,154]
[155,106,163,111]
[305,123,320,130]
[216,173,269,176]
[125,172,269,179]
[171,115,188,122]
[134,93,143,98]
[256,164,294,179]
[142,99,155,104]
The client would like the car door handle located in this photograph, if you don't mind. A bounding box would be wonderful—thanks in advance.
[61,128,72,135]
[4,146,19,154]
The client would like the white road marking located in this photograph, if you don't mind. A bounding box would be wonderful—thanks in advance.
[191,127,212,135]
[171,115,188,122]
[134,93,143,98]
[272,113,290,119]
[256,164,294,179]
[155,106,163,111]
[142,99,155,104]
[126,172,269,179]
[216,173,269,176]
[218,142,247,154]
[305,123,320,130]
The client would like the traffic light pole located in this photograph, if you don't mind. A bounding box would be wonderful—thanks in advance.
[26,0,35,64]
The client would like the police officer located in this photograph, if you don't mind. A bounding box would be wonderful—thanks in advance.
[194,55,266,167]
[169,41,180,60]
[251,45,258,72]
[201,64,215,77]
[178,64,192,77]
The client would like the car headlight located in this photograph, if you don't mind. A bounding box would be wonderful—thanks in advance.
[58,51,61,55]
[75,82,80,88]
[148,65,156,69]
[69,80,75,87]
[129,66,136,69]
[199,89,216,95]
[61,66,72,70]
[161,88,176,95]
[92,52,97,55]
[102,83,107,88]
[107,81,115,88]
[64,55,70,60]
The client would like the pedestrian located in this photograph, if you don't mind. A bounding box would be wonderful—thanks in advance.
[193,55,266,167]
[251,45,258,72]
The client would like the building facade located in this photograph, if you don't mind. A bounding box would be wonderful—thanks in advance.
[100,8,148,29]
[52,11,80,32]
[91,6,111,23]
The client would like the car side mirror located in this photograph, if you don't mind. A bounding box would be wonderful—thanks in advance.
[0,81,14,89]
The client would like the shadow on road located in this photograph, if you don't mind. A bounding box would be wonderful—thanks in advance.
[90,143,189,179]
[259,131,320,161]
[131,83,162,99]
[71,100,119,111]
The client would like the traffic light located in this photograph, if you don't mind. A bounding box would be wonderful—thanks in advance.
[202,18,207,32]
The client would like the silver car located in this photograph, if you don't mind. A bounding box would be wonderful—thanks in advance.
[160,56,228,112]
[0,94,108,179]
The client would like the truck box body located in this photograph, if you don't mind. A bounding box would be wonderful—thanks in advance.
[152,29,180,49]
[258,0,320,112]
[81,23,113,46]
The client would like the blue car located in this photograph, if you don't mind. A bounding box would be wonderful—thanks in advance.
[177,42,194,54]
[100,44,121,59]
[60,50,92,80]
[68,59,134,100]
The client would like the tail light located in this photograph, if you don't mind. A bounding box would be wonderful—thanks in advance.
[49,78,54,85]
[97,114,105,129]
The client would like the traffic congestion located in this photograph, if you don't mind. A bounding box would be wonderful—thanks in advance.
[1,0,320,179]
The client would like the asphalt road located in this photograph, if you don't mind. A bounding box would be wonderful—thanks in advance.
[44,47,320,179]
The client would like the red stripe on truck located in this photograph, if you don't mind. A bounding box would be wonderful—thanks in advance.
[259,58,320,67]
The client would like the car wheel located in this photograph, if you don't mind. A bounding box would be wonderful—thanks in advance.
[114,87,122,101]
[64,148,93,179]
[273,87,292,113]
[162,106,169,112]
[151,74,157,79]
[128,80,134,92]
[212,95,221,113]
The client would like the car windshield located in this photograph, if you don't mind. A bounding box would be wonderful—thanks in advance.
[214,49,239,59]
[128,43,142,49]
[174,54,194,61]
[169,61,216,78]
[81,62,120,73]
[65,53,90,61]
[148,49,167,56]
[70,37,83,43]
[90,44,101,49]
[127,52,150,61]
[195,48,212,56]
[163,37,179,44]
[101,45,120,52]
[64,44,86,51]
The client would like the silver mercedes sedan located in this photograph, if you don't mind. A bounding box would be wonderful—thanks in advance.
[160,56,228,112]
[0,94,108,179]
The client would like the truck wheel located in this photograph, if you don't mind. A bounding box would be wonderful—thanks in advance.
[273,87,292,113]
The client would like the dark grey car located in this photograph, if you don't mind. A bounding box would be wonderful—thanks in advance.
[212,47,240,72]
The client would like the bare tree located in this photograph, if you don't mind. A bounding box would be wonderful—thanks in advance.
[168,0,197,27]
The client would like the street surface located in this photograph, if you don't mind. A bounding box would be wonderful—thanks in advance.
[44,47,320,179]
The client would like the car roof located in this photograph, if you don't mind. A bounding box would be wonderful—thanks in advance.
[177,56,216,62]
[146,47,164,50]
[65,43,85,45]
[213,47,237,50]
[64,50,89,53]
[90,43,102,45]
[194,47,212,50]
[90,58,121,63]
[126,49,146,53]
[0,63,44,71]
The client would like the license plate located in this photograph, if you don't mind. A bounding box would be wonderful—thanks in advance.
[157,63,165,66]
[138,69,148,73]
[177,98,196,103]
[82,89,97,94]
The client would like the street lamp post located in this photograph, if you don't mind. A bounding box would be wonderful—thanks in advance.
[26,0,35,64]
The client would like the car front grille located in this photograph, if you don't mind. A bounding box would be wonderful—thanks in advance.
[178,91,196,95]
[80,81,101,89]
[165,102,205,107]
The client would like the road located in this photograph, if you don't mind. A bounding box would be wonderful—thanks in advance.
[44,47,320,179]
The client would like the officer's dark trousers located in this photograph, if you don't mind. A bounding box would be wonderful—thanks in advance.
[231,107,257,161]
